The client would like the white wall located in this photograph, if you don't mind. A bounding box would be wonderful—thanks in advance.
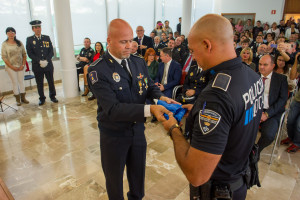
[0,61,62,93]
[213,0,285,24]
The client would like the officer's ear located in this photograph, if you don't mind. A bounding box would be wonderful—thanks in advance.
[107,37,111,45]
[202,39,212,53]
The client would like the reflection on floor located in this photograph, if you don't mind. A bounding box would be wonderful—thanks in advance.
[0,83,299,200]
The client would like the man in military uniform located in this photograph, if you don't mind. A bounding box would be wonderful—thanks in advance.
[174,37,188,65]
[176,64,206,104]
[26,20,58,105]
[168,38,182,67]
[88,19,176,200]
[162,14,263,200]
[76,37,94,90]
[131,41,143,58]
[153,36,165,57]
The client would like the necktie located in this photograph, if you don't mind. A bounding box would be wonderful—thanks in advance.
[161,63,168,84]
[262,77,267,85]
[138,38,141,45]
[121,59,132,79]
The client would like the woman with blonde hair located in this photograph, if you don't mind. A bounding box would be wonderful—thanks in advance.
[240,47,256,71]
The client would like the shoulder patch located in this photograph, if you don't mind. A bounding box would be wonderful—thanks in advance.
[89,71,98,85]
[212,73,231,91]
[199,109,221,135]
[90,57,103,67]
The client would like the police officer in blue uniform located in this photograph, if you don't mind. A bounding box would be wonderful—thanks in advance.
[163,14,263,200]
[88,19,175,200]
[26,20,58,105]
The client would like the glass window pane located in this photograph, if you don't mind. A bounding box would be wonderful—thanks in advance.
[164,0,182,33]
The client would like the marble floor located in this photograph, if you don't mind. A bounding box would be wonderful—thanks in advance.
[0,82,299,200]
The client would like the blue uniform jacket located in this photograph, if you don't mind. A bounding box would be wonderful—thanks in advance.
[26,34,54,72]
[88,52,163,135]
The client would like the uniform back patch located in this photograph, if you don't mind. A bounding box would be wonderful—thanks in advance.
[212,73,231,91]
[89,71,98,85]
[199,109,221,135]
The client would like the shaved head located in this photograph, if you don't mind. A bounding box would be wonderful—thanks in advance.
[188,14,236,70]
[107,19,133,59]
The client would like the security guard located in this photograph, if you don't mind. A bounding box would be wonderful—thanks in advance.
[163,14,263,200]
[26,20,58,105]
[176,64,206,104]
[88,19,174,200]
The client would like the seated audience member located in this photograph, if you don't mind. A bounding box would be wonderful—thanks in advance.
[131,41,142,57]
[263,23,270,36]
[274,40,291,62]
[281,52,300,153]
[265,33,275,44]
[236,38,250,56]
[245,31,253,43]
[253,44,267,67]
[154,47,181,98]
[174,31,180,39]
[237,35,247,49]
[76,37,94,90]
[253,20,264,39]
[150,31,156,45]
[180,34,188,49]
[243,19,253,32]
[267,22,280,39]
[274,54,297,93]
[164,20,173,35]
[250,34,264,54]
[176,64,206,104]
[167,38,182,66]
[241,47,256,71]
[144,48,159,81]
[82,42,104,100]
[174,37,187,64]
[160,32,169,46]
[285,23,299,40]
[277,20,286,34]
[235,19,244,33]
[168,32,174,40]
[234,33,240,44]
[257,55,288,156]
[153,36,165,57]
[134,26,153,56]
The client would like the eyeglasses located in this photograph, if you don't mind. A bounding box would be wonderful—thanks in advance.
[148,54,155,56]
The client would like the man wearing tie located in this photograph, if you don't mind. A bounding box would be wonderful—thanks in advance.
[133,26,153,56]
[155,47,182,98]
[256,54,288,157]
[26,20,58,105]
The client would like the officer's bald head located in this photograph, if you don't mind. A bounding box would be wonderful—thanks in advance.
[107,19,133,59]
[188,14,236,70]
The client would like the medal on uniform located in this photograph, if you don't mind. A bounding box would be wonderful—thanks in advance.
[138,81,143,95]
[137,73,144,79]
[200,77,205,82]
[33,41,36,45]
[190,72,194,76]
[109,59,113,63]
[178,48,181,51]
[144,78,148,89]
[112,72,121,82]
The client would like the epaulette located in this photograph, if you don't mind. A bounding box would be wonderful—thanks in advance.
[89,57,103,67]
[212,73,231,92]
[131,54,144,59]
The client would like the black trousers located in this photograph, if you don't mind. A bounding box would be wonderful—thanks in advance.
[100,132,147,200]
[34,70,56,101]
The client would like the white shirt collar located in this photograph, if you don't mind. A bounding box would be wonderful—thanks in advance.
[165,59,172,66]
[261,71,273,79]
[108,49,123,65]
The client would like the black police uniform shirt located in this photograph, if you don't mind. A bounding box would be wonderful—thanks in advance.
[183,65,206,99]
[186,57,263,182]
[87,51,163,134]
[77,47,94,69]
[26,34,54,72]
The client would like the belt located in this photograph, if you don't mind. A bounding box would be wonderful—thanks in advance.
[229,177,244,192]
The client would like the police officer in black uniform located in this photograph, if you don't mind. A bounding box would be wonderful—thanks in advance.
[163,14,263,200]
[88,19,176,200]
[76,37,94,90]
[176,64,206,104]
[26,20,58,105]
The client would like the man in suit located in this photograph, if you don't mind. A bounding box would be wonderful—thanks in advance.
[88,19,175,200]
[133,26,153,56]
[131,41,142,57]
[155,47,182,98]
[26,20,58,105]
[257,55,288,156]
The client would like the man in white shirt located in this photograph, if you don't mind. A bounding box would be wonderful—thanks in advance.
[257,55,288,156]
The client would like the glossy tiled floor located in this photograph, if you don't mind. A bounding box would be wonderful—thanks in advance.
[0,83,299,200]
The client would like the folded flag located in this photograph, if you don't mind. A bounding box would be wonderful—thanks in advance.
[157,100,187,122]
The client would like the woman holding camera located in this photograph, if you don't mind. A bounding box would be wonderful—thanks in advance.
[152,21,166,39]
[1,27,29,106]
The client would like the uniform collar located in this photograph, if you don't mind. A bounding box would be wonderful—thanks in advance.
[108,49,123,65]
[202,57,242,79]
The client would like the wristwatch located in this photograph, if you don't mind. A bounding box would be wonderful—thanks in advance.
[168,124,182,140]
